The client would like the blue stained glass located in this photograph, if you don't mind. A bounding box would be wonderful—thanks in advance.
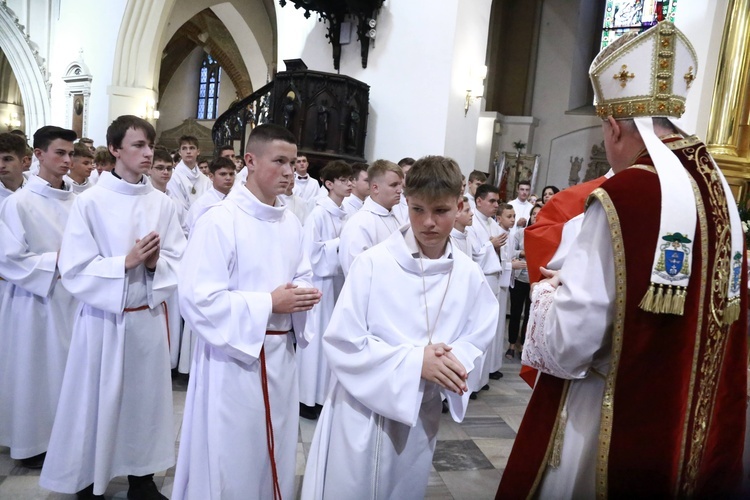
[199,84,206,98]
[208,84,215,98]
[600,0,678,49]
[197,100,205,120]
[207,99,214,119]
[200,67,207,81]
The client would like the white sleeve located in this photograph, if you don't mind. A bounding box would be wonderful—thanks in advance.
[303,211,341,278]
[338,217,374,277]
[522,201,615,379]
[0,200,58,297]
[179,213,271,365]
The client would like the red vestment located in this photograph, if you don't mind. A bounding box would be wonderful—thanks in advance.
[497,137,747,498]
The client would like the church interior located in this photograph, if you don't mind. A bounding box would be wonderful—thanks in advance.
[1,0,749,498]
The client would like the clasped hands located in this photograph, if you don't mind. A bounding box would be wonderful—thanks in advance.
[422,343,468,396]
[271,283,322,313]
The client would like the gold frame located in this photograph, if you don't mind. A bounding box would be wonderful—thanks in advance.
[706,0,750,201]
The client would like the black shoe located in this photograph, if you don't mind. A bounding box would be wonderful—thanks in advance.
[489,371,504,380]
[127,474,166,500]
[469,392,478,400]
[300,403,318,420]
[482,384,490,391]
[20,452,45,469]
[77,484,105,500]
[314,403,324,416]
[441,400,449,414]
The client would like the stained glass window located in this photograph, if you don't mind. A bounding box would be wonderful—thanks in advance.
[600,0,678,49]
[197,53,221,120]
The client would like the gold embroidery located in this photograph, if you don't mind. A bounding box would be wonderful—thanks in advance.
[627,164,656,173]
[613,65,635,88]
[588,188,628,500]
[679,144,734,495]
[684,66,695,89]
[674,173,708,494]
[527,380,571,500]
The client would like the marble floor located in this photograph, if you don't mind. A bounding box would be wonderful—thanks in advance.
[0,358,531,499]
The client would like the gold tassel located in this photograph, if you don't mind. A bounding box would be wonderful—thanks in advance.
[672,288,686,315]
[661,286,673,314]
[548,405,567,469]
[639,284,656,312]
[653,284,665,314]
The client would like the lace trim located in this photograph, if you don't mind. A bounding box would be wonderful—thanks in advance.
[522,282,572,378]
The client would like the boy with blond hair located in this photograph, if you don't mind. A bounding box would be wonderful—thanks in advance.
[338,159,403,275]
[302,155,497,499]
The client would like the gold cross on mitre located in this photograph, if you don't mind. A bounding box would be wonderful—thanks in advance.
[684,66,695,89]
[613,65,635,88]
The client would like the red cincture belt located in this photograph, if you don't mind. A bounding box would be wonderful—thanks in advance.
[123,301,171,348]
[262,330,289,500]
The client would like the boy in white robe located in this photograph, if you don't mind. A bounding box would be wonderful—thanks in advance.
[391,157,414,224]
[0,132,28,201]
[342,162,369,217]
[302,155,498,499]
[40,115,185,499]
[450,195,475,257]
[466,184,508,394]
[149,148,189,371]
[63,143,95,194]
[0,126,77,470]
[280,172,311,224]
[173,124,321,500]
[338,159,403,275]
[185,156,235,230]
[292,154,321,202]
[166,135,211,212]
[297,160,352,420]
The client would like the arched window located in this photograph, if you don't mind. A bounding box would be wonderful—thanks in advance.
[197,53,221,120]
[600,0,678,49]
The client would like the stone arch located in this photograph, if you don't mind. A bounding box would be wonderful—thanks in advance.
[0,2,51,133]
[110,0,276,120]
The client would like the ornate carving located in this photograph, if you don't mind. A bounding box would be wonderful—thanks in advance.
[279,0,384,69]
[568,156,583,186]
[213,61,370,167]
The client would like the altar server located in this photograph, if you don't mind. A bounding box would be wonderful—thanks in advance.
[302,155,497,499]
[173,124,321,500]
[40,115,185,499]
[297,160,352,420]
[0,126,77,470]
[338,159,403,275]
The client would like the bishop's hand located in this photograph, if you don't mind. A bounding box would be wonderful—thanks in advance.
[422,343,468,395]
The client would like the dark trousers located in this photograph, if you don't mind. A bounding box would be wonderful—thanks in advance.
[508,281,531,345]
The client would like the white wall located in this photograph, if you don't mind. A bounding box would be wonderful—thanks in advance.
[275,0,489,168]
[529,0,601,188]
[48,0,127,144]
[157,45,238,137]
[528,0,729,189]
[444,0,493,172]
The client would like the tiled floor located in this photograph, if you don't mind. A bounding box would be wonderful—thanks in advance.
[0,358,531,499]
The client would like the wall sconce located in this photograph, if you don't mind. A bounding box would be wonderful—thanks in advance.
[464,65,487,116]
[5,112,21,130]
[144,99,160,121]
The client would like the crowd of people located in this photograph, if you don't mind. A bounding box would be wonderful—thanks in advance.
[0,115,558,499]
[0,19,747,500]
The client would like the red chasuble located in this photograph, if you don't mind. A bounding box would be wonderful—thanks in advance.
[497,136,747,498]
